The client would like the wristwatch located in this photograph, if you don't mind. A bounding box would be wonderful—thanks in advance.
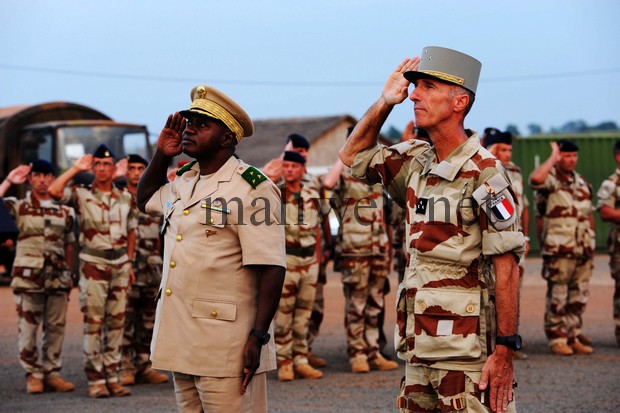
[249,329,270,345]
[496,334,523,351]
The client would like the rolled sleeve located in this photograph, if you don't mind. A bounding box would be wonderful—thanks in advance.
[482,230,525,259]
[351,144,382,184]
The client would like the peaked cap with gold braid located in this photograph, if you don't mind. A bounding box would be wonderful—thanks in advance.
[179,85,254,141]
[404,46,482,94]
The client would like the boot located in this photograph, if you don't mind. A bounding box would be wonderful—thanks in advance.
[138,369,169,384]
[45,376,75,392]
[369,354,399,371]
[278,363,294,382]
[571,339,593,355]
[577,334,593,346]
[106,382,132,397]
[294,363,323,379]
[350,355,370,374]
[550,342,573,356]
[307,352,327,368]
[88,383,110,398]
[26,375,44,394]
[119,371,135,386]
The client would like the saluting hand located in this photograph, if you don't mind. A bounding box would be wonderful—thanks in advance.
[74,155,93,172]
[7,164,32,185]
[113,157,128,180]
[382,57,420,106]
[549,141,562,165]
[158,112,185,157]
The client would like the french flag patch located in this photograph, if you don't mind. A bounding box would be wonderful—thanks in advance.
[489,194,514,221]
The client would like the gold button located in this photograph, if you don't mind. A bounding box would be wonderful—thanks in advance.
[466,303,476,314]
[210,310,217,318]
[165,288,172,296]
[209,218,214,224]
[183,209,189,216]
[176,234,183,242]
[419,301,427,312]
[201,203,207,208]
[170,261,176,268]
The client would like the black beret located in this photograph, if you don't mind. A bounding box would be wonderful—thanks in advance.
[556,139,579,152]
[283,151,306,164]
[614,140,620,152]
[483,127,512,148]
[30,159,55,175]
[92,144,115,159]
[126,154,148,166]
[287,133,309,149]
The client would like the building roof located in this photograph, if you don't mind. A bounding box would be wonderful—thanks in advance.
[235,114,357,167]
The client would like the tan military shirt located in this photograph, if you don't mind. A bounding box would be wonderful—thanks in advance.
[333,167,389,257]
[530,165,594,258]
[352,133,524,371]
[5,193,75,291]
[145,156,286,377]
[61,185,137,265]
[597,167,620,254]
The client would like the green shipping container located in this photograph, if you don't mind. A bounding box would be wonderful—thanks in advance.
[512,132,620,254]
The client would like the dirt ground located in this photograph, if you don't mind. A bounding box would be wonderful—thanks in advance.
[0,255,619,412]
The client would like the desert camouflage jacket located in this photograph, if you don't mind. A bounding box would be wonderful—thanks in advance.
[352,133,524,371]
[133,203,163,286]
[504,161,529,233]
[279,180,322,251]
[5,193,75,291]
[530,165,594,258]
[597,167,620,254]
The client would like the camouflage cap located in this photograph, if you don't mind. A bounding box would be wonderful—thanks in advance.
[179,85,254,141]
[404,46,482,94]
[92,144,115,159]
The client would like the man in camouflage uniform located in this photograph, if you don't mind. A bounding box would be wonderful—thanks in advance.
[483,128,530,360]
[49,144,137,398]
[0,160,76,394]
[596,139,620,348]
[340,47,524,413]
[118,154,169,386]
[323,153,398,374]
[530,139,595,356]
[275,151,323,381]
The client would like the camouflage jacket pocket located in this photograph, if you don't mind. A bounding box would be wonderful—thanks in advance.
[413,288,481,361]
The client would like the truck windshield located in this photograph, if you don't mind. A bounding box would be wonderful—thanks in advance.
[56,125,149,169]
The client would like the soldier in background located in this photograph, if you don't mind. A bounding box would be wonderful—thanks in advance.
[275,151,324,381]
[323,143,398,374]
[483,128,530,360]
[530,139,595,356]
[596,139,620,348]
[118,155,169,386]
[49,145,137,398]
[0,160,76,394]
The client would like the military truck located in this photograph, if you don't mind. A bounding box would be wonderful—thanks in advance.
[0,101,152,281]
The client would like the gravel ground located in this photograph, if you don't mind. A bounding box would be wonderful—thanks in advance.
[0,255,619,412]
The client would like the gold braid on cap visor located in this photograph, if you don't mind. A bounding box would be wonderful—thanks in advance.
[189,99,244,141]
[420,70,464,86]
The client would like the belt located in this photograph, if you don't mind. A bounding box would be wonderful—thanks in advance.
[83,247,127,260]
[286,244,316,258]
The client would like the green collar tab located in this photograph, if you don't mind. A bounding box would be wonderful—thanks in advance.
[241,166,267,189]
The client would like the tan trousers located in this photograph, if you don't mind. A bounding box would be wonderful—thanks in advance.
[172,372,267,413]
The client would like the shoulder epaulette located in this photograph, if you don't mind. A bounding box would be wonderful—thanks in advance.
[176,160,197,176]
[241,166,268,189]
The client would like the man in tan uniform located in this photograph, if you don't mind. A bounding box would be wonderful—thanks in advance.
[49,145,137,398]
[119,154,169,386]
[597,139,620,348]
[530,140,595,356]
[275,151,323,381]
[0,160,76,394]
[137,85,286,413]
[340,47,524,413]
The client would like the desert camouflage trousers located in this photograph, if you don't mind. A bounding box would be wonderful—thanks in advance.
[541,256,593,345]
[610,254,620,346]
[307,260,327,350]
[13,291,69,379]
[397,364,516,413]
[340,255,389,360]
[79,259,131,385]
[275,254,318,366]
[121,284,158,375]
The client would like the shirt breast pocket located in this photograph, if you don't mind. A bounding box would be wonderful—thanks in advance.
[198,207,227,228]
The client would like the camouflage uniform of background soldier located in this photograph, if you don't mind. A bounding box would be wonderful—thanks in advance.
[0,160,77,394]
[49,144,137,398]
[275,151,324,381]
[326,161,398,374]
[118,154,168,386]
[596,139,620,348]
[529,139,595,356]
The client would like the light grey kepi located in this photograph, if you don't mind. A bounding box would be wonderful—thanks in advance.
[404,46,482,94]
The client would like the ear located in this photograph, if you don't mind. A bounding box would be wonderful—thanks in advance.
[453,93,469,113]
[221,132,237,148]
